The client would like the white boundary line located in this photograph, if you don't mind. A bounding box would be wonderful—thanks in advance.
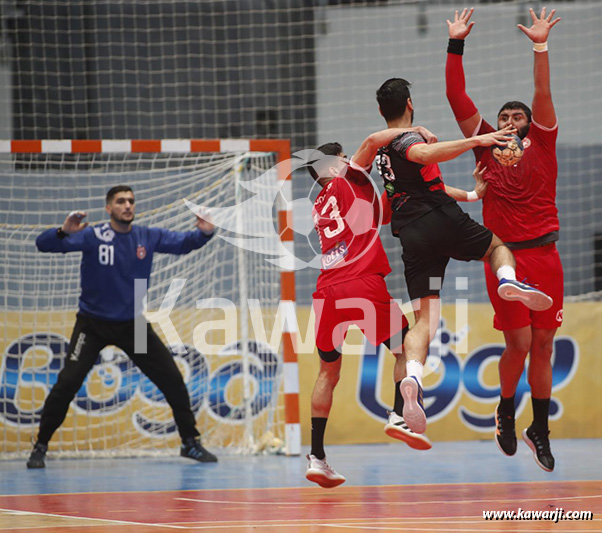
[0,508,187,529]
[175,493,602,506]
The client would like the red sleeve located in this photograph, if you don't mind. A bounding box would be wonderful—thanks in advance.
[529,120,558,151]
[380,191,392,225]
[445,52,478,122]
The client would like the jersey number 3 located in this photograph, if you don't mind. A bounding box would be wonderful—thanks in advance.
[99,244,114,266]
[321,196,345,238]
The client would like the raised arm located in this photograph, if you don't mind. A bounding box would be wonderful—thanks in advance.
[445,8,481,138]
[154,216,214,255]
[351,126,437,169]
[518,7,561,128]
[36,211,90,253]
[406,126,515,165]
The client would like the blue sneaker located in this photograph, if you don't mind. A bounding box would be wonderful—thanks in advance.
[400,376,427,434]
[497,279,553,311]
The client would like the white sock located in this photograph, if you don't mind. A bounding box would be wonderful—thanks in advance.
[496,265,516,282]
[406,359,424,388]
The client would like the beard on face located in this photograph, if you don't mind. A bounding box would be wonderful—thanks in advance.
[516,123,531,140]
[113,212,134,225]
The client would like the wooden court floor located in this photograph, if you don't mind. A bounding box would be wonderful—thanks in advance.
[1,441,601,532]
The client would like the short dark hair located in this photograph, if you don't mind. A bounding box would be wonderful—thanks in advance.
[308,142,343,181]
[497,101,532,123]
[376,78,412,122]
[106,185,133,204]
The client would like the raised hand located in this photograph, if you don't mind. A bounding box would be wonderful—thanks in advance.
[195,213,215,235]
[517,7,561,43]
[415,126,438,144]
[472,161,489,199]
[475,125,517,147]
[446,7,475,40]
[62,211,88,234]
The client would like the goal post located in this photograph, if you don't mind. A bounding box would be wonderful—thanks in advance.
[0,138,301,458]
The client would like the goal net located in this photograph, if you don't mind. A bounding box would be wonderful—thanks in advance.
[0,140,301,458]
[4,1,601,306]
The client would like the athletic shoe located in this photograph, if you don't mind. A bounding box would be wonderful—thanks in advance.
[26,442,47,469]
[400,376,427,434]
[384,411,432,450]
[523,426,555,472]
[497,278,553,311]
[305,454,346,488]
[181,437,218,463]
[494,406,517,456]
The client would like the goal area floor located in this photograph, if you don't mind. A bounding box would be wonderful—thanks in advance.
[1,440,601,532]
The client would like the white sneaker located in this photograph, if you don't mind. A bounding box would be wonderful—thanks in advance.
[400,376,427,434]
[497,278,553,311]
[384,411,432,450]
[305,454,346,488]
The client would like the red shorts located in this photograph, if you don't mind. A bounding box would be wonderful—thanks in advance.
[312,274,408,352]
[484,243,564,331]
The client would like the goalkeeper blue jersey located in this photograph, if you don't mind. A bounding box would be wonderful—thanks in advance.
[36,223,213,322]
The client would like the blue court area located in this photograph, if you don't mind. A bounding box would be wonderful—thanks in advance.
[3,439,601,496]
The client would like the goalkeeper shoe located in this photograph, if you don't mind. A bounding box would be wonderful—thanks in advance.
[385,411,432,450]
[26,442,47,469]
[181,437,218,463]
[497,279,553,311]
[305,454,346,488]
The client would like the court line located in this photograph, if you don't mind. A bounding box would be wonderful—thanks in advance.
[1,478,598,499]
[175,493,602,507]
[0,508,187,529]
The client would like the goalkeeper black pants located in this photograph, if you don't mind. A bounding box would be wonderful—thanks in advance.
[37,312,200,445]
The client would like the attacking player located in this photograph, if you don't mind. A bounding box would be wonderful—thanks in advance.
[445,7,562,471]
[305,126,438,488]
[374,78,553,438]
[27,185,218,468]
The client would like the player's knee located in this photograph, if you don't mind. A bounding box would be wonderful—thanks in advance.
[530,339,554,361]
[503,342,530,359]
[318,347,341,364]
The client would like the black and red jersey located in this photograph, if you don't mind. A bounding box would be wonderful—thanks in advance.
[376,132,455,235]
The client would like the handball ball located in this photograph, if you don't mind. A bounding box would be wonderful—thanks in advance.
[491,134,524,166]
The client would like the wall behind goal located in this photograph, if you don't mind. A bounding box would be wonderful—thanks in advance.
[2,1,600,299]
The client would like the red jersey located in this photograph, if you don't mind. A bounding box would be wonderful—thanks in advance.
[313,162,391,291]
[473,119,559,243]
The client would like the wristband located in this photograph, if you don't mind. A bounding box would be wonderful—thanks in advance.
[533,41,548,53]
[466,190,479,202]
[57,228,69,239]
[447,38,465,55]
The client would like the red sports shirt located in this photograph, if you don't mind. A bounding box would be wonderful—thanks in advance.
[473,119,559,242]
[313,162,391,291]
